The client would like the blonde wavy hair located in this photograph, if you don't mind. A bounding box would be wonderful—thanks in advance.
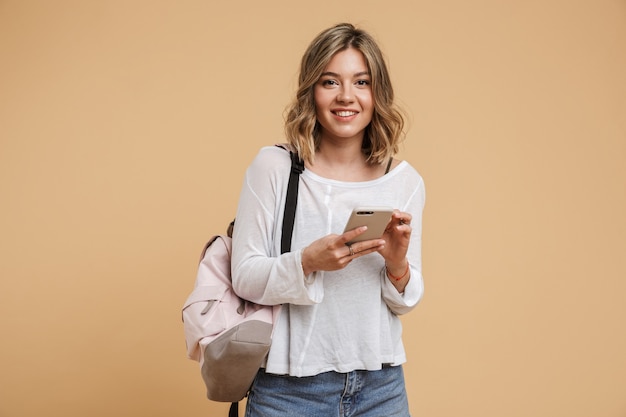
[284,23,405,165]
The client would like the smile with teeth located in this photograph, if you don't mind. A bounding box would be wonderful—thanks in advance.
[334,110,358,117]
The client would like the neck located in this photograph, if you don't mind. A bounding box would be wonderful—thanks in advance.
[307,140,385,182]
[318,140,364,163]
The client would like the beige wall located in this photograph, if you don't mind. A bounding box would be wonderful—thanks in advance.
[1,1,625,416]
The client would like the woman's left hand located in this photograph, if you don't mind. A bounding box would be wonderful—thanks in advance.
[378,210,412,265]
[378,210,412,291]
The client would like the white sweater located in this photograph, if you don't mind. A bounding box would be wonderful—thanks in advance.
[231,146,425,377]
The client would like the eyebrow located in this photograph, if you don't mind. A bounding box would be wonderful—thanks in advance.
[320,71,371,78]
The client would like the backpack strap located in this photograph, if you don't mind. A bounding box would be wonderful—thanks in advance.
[229,402,238,417]
[281,150,304,254]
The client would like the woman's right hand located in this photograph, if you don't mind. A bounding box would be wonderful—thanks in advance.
[301,226,386,276]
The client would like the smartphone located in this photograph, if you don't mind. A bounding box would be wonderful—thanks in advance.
[343,206,394,245]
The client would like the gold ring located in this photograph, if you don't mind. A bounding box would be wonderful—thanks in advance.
[348,245,354,256]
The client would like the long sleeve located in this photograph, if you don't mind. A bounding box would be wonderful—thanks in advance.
[380,176,425,315]
[231,147,324,306]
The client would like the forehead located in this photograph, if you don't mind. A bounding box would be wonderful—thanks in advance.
[323,47,369,74]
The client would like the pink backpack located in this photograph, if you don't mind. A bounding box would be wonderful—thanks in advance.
[182,149,302,415]
[182,234,282,400]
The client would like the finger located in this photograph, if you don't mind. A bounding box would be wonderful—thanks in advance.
[392,211,412,225]
[350,245,383,259]
[351,238,386,254]
[340,226,368,245]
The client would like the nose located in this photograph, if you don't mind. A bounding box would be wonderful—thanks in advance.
[337,84,354,103]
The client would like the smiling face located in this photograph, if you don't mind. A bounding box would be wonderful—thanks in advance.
[314,47,374,145]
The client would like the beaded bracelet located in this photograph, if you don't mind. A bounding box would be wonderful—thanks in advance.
[386,262,409,281]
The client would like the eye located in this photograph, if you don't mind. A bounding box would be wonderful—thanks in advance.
[355,79,370,87]
[321,79,338,87]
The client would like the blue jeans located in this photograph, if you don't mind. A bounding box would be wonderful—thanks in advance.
[245,366,411,417]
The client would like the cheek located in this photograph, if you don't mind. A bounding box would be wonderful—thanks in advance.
[362,91,374,109]
[314,88,329,108]
[360,92,374,118]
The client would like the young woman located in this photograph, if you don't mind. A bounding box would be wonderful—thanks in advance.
[231,23,425,417]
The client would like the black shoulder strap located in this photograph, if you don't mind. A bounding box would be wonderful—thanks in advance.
[281,151,304,254]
